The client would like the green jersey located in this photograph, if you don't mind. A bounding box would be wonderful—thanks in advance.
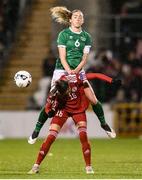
[56,27,92,70]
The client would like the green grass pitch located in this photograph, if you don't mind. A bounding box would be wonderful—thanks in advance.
[0,138,142,179]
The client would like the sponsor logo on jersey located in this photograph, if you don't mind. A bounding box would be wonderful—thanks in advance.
[67,74,77,82]
[72,86,77,92]
[80,36,86,41]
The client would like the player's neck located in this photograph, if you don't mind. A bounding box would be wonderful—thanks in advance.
[69,26,82,34]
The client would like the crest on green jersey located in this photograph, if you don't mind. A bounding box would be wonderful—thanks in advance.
[80,36,86,41]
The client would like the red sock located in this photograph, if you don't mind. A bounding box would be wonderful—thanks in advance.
[79,129,91,167]
[36,130,57,165]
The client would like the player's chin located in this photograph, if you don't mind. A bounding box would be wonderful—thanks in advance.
[75,24,82,29]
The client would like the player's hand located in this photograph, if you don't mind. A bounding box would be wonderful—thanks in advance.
[67,69,73,75]
[111,78,122,89]
[70,70,76,74]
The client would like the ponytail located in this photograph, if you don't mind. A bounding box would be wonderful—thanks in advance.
[50,6,72,25]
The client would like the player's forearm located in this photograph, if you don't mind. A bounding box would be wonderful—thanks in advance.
[58,47,71,74]
[59,57,71,73]
[74,54,88,73]
[86,73,112,83]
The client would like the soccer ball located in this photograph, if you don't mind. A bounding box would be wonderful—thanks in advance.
[14,70,32,88]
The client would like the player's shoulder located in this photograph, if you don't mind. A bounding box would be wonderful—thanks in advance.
[82,29,91,38]
[58,28,70,36]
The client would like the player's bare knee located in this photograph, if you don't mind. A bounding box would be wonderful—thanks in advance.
[77,121,87,132]
[49,123,61,132]
[48,124,60,138]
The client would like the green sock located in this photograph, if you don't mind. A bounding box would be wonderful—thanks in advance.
[35,107,48,132]
[91,101,106,125]
[35,122,43,132]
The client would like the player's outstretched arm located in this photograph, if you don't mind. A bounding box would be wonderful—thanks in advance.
[86,73,112,83]
[86,73,122,88]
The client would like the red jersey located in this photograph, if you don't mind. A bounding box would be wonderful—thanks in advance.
[45,74,89,114]
[63,72,113,113]
[63,76,89,114]
[45,73,113,115]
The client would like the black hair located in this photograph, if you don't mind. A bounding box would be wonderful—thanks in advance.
[55,79,69,95]
[55,79,69,109]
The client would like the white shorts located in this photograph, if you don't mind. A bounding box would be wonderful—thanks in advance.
[51,69,68,87]
[50,69,87,90]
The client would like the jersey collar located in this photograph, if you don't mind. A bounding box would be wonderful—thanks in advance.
[69,27,82,34]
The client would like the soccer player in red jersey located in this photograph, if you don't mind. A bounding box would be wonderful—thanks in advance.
[28,73,121,174]
[28,74,94,174]
[28,72,121,145]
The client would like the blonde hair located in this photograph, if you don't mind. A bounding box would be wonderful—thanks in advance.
[50,6,83,25]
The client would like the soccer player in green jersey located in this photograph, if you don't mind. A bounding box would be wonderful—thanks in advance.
[49,6,115,138]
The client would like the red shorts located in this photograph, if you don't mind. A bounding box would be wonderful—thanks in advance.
[50,109,87,128]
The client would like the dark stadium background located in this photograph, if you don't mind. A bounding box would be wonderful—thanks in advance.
[0,0,141,178]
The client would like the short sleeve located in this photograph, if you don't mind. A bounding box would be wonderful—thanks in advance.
[83,32,92,54]
[85,32,92,46]
[57,31,67,47]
